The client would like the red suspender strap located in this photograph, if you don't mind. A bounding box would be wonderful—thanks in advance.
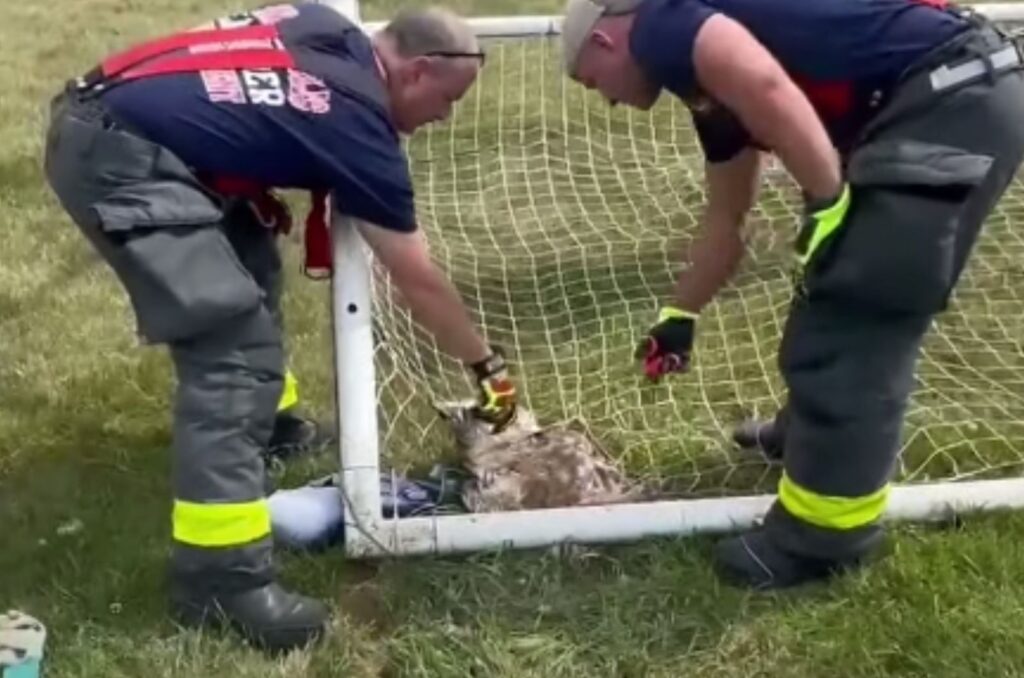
[304,189,333,279]
[98,24,295,83]
[121,49,294,79]
[93,23,333,279]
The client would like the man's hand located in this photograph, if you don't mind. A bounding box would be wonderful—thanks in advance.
[469,348,518,432]
[635,307,698,381]
[357,223,517,430]
[639,153,760,383]
[795,183,852,266]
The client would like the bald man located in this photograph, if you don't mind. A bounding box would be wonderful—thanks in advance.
[44,3,516,651]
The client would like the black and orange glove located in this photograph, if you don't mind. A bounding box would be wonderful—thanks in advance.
[469,347,518,432]
[635,306,698,381]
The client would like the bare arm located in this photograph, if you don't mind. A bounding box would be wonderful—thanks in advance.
[673,147,762,313]
[692,14,842,201]
[356,223,491,365]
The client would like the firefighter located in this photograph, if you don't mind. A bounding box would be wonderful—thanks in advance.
[561,0,1024,588]
[43,4,517,651]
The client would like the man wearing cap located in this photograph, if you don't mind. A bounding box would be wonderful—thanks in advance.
[44,3,517,651]
[562,0,1024,589]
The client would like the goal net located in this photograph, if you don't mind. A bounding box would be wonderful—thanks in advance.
[331,10,1024,556]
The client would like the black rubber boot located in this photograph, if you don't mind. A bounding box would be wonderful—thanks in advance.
[171,581,330,653]
[267,410,334,461]
[732,418,785,462]
[712,529,853,590]
[712,502,884,590]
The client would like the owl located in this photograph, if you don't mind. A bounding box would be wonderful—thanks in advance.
[436,402,639,513]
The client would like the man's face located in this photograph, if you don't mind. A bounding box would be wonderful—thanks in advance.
[390,57,480,134]
[571,24,660,110]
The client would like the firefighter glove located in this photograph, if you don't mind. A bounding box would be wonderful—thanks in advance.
[635,306,698,381]
[794,183,851,267]
[469,346,518,432]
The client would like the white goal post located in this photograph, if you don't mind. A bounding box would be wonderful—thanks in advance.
[322,0,1024,559]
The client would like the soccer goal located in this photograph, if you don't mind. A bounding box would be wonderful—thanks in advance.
[323,0,1024,559]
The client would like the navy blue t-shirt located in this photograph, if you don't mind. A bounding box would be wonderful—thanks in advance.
[102,3,416,232]
[629,0,970,162]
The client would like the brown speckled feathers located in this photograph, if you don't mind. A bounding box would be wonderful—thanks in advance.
[437,402,638,512]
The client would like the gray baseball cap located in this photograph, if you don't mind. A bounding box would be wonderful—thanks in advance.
[561,0,645,76]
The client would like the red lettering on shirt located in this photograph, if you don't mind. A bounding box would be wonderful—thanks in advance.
[288,70,331,114]
[201,69,246,103]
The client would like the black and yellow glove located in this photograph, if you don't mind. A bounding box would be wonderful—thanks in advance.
[635,306,698,382]
[794,183,852,269]
[469,347,518,432]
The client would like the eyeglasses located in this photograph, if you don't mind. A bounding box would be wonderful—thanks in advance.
[424,50,487,66]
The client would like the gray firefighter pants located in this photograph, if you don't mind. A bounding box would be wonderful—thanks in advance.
[43,86,284,593]
[765,24,1024,559]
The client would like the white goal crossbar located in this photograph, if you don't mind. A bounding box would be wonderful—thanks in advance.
[322,0,1024,559]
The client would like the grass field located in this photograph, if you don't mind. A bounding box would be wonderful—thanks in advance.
[6,0,1024,676]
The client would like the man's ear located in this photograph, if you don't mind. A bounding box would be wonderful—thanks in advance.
[590,29,615,51]
[403,56,430,85]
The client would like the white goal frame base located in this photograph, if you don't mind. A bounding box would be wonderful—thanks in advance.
[322,0,1024,559]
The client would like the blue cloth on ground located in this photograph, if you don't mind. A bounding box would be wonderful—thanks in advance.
[269,484,345,551]
[269,469,464,551]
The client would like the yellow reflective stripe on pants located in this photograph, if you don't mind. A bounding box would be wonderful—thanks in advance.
[778,472,889,530]
[277,368,299,412]
[172,499,271,547]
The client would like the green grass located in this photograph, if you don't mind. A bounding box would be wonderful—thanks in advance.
[6,0,1024,675]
